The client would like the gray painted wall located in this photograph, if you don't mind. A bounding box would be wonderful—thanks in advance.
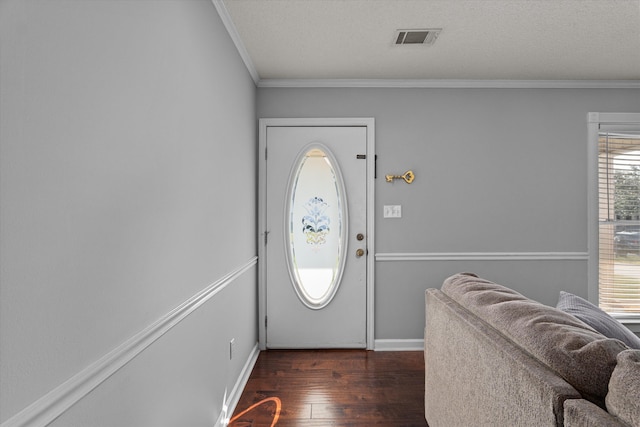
[258,87,640,340]
[0,1,257,425]
[2,0,639,422]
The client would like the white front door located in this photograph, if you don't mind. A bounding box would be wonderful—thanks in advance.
[259,121,373,349]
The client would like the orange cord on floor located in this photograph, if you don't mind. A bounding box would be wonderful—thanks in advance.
[229,396,282,427]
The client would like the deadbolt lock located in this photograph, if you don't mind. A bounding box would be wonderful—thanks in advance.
[356,248,365,257]
[356,233,364,241]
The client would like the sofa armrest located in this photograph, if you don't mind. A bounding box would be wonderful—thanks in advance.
[564,399,628,427]
[425,289,581,427]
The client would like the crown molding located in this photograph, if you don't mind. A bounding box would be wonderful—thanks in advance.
[212,0,640,90]
[212,0,639,90]
[211,0,259,84]
[258,79,640,89]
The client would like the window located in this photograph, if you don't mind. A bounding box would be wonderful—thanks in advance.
[591,113,640,319]
[285,144,347,309]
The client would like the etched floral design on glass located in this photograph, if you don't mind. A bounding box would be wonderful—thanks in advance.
[302,196,330,246]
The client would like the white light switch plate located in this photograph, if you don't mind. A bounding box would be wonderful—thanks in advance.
[383,205,402,218]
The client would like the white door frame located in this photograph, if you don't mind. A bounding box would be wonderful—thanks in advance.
[258,117,375,350]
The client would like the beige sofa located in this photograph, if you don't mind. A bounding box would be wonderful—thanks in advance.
[424,273,640,427]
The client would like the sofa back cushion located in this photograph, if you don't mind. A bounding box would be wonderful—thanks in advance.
[606,349,640,427]
[441,273,628,406]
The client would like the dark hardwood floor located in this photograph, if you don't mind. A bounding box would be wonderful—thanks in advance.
[229,350,428,427]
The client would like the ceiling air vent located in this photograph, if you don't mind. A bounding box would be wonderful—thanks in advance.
[395,29,442,46]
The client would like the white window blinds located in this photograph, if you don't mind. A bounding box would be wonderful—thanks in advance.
[599,126,640,316]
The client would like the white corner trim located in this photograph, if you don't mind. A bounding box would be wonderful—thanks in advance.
[211,0,260,84]
[374,339,424,351]
[1,257,258,427]
[257,79,640,89]
[375,252,589,262]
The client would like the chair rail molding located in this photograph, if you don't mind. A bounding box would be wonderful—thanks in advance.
[375,252,589,262]
[1,257,258,427]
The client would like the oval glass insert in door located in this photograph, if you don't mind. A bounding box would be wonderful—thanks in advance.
[285,144,348,309]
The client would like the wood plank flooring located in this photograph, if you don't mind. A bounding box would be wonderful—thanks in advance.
[229,350,428,427]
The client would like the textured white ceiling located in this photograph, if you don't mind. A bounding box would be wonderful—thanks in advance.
[220,0,640,82]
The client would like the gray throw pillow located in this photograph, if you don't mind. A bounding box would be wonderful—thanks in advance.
[557,291,640,350]
[606,349,640,427]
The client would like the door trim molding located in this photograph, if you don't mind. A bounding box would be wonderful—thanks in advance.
[258,118,376,350]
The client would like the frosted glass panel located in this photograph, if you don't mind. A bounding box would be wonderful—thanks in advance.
[286,146,347,309]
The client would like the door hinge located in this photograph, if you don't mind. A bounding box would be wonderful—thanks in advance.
[265,316,268,328]
[265,146,268,160]
[264,230,270,245]
[356,154,366,159]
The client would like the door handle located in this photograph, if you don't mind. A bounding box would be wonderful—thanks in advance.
[356,248,365,257]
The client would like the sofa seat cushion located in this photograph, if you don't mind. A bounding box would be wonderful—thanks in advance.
[606,349,640,427]
[556,291,640,349]
[441,273,628,406]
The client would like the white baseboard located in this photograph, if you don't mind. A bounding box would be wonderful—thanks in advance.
[374,339,424,351]
[214,411,226,427]
[222,343,260,425]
